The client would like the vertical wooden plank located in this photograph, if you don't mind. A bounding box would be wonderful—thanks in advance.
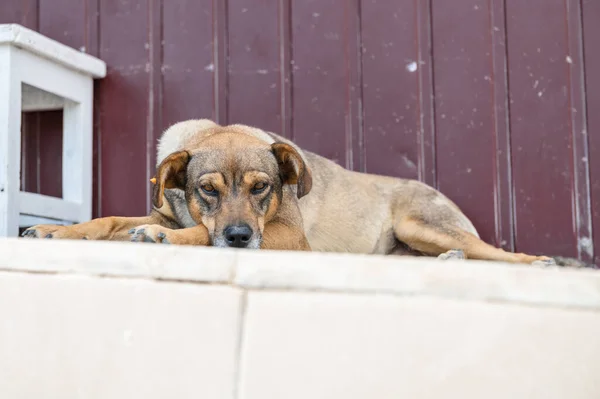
[345,0,363,172]
[227,0,281,133]
[416,0,436,187]
[565,0,593,262]
[85,0,101,218]
[582,0,600,264]
[20,113,40,193]
[97,0,151,217]
[490,0,515,251]
[213,0,228,125]
[278,0,293,139]
[506,0,576,257]
[84,0,99,56]
[0,0,39,28]
[1,0,40,196]
[0,1,21,22]
[39,0,86,49]
[37,111,63,198]
[361,0,420,179]
[146,0,162,204]
[431,0,497,244]
[291,0,360,168]
[161,0,213,128]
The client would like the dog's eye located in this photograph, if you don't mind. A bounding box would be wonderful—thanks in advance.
[201,184,217,196]
[251,182,268,194]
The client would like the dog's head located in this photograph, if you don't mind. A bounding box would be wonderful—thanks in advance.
[152,132,312,249]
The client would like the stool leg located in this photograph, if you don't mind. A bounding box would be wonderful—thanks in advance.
[0,46,22,237]
[63,85,92,223]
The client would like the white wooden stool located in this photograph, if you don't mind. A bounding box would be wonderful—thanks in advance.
[0,24,106,237]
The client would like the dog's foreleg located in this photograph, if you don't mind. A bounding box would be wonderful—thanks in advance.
[128,224,210,245]
[22,215,162,241]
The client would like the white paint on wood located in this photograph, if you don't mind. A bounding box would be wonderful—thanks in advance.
[21,84,64,111]
[19,215,73,228]
[0,45,22,237]
[19,192,81,223]
[0,26,104,236]
[17,48,90,104]
[63,93,93,222]
[0,24,106,78]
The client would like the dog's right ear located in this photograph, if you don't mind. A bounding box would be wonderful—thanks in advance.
[152,151,191,208]
[271,142,313,199]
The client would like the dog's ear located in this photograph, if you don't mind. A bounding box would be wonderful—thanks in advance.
[151,151,191,208]
[271,142,312,199]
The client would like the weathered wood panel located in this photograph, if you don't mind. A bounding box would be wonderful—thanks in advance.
[505,0,582,259]
[290,0,358,167]
[361,0,421,180]
[431,0,498,246]
[228,0,281,133]
[161,0,214,127]
[583,0,600,265]
[97,0,153,217]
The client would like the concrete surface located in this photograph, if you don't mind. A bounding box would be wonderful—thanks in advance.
[1,238,599,399]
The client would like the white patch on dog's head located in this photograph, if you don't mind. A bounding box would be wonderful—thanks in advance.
[156,119,219,166]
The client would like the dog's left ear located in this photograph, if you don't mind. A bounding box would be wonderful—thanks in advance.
[271,142,313,199]
[151,150,191,208]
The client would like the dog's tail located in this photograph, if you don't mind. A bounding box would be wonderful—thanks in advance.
[551,256,598,269]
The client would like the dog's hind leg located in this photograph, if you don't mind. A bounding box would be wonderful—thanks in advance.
[393,217,555,265]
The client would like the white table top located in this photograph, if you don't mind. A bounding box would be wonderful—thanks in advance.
[0,24,106,78]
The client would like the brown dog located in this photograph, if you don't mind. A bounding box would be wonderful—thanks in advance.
[23,120,311,250]
[22,119,555,265]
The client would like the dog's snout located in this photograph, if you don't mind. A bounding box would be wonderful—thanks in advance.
[224,224,253,248]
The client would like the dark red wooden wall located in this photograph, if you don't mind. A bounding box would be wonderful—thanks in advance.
[2,0,599,263]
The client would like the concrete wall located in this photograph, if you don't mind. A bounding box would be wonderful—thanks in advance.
[1,238,600,398]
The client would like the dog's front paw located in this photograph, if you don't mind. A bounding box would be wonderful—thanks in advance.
[129,225,171,244]
[21,225,81,239]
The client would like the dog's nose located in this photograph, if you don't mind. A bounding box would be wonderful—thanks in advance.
[224,224,253,248]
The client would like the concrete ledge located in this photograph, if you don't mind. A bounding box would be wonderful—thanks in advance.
[1,238,600,398]
[2,238,600,310]
[0,238,236,283]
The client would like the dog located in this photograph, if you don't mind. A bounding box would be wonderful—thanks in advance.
[22,119,569,266]
[23,120,311,251]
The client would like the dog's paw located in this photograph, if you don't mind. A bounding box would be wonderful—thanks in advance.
[21,225,77,239]
[532,257,557,267]
[437,249,466,261]
[129,225,171,244]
